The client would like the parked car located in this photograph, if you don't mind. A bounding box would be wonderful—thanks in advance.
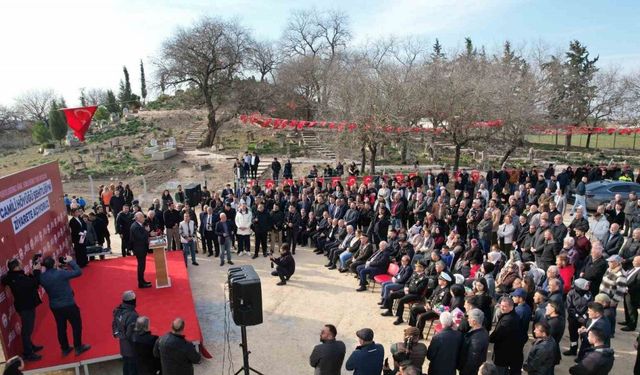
[584,180,640,211]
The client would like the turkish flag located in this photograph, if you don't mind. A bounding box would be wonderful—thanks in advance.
[284,179,294,186]
[316,177,324,185]
[265,179,275,189]
[395,172,404,183]
[471,170,480,183]
[363,176,373,185]
[331,177,341,187]
[249,179,256,187]
[408,172,417,179]
[347,176,357,186]
[61,106,97,141]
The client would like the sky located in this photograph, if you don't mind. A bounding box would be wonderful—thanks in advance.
[0,0,638,107]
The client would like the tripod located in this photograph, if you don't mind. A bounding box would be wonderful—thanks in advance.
[234,325,264,375]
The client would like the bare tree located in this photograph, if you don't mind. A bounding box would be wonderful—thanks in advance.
[0,105,23,132]
[248,41,279,82]
[14,89,55,121]
[582,69,627,148]
[155,17,253,146]
[84,88,109,106]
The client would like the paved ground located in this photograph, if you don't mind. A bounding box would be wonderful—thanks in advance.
[42,212,638,374]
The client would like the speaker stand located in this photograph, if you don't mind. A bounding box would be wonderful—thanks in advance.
[234,325,264,375]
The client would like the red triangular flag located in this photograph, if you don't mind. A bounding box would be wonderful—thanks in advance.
[363,176,373,185]
[331,177,341,187]
[347,176,357,187]
[61,106,98,141]
[265,179,275,189]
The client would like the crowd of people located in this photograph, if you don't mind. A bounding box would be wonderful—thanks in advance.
[5,159,640,374]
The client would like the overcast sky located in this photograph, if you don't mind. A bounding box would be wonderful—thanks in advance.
[1,0,638,107]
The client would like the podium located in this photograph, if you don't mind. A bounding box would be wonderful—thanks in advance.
[149,236,171,288]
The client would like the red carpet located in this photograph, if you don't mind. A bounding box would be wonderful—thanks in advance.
[25,252,203,372]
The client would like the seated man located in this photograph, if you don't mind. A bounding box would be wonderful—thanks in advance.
[379,255,413,305]
[315,219,340,255]
[356,241,391,292]
[410,272,453,335]
[332,230,362,271]
[323,220,347,256]
[270,243,295,286]
[326,226,356,269]
[312,212,332,252]
[347,236,374,274]
[381,260,430,325]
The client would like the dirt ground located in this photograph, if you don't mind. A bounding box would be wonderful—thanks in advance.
[40,213,638,375]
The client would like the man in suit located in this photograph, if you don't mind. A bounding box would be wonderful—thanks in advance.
[285,204,302,254]
[116,204,134,257]
[309,324,346,375]
[356,241,391,291]
[201,206,219,257]
[621,256,640,331]
[69,208,89,267]
[130,212,152,288]
[250,152,260,179]
[577,302,611,361]
[602,223,624,256]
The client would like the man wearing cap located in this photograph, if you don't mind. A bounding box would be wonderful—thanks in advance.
[621,255,640,332]
[388,327,427,372]
[410,272,452,334]
[564,278,593,356]
[345,328,384,375]
[112,291,139,375]
[598,255,628,328]
[309,324,346,375]
[512,288,532,344]
[523,322,561,375]
[381,260,429,326]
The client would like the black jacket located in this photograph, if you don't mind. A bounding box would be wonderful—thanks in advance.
[273,253,296,275]
[489,309,523,366]
[309,339,346,375]
[523,336,560,375]
[153,332,201,375]
[112,302,138,357]
[130,222,149,255]
[1,270,41,312]
[569,346,615,375]
[253,210,272,234]
[116,211,134,236]
[163,209,181,229]
[582,256,608,295]
[69,216,87,245]
[602,232,624,256]
[133,331,161,375]
[458,327,489,375]
[427,327,462,375]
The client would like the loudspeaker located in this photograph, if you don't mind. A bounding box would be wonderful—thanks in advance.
[228,265,263,326]
[184,183,201,207]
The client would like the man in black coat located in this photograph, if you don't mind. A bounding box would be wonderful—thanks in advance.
[576,302,612,361]
[523,322,560,375]
[132,316,161,375]
[271,157,281,183]
[381,260,429,325]
[1,258,43,361]
[112,290,139,374]
[355,242,391,292]
[252,203,272,258]
[489,297,524,375]
[309,324,346,375]
[458,308,489,375]
[580,244,608,296]
[153,318,201,375]
[201,206,220,257]
[426,311,462,375]
[270,243,296,286]
[116,205,134,257]
[569,328,615,375]
[285,204,302,254]
[130,212,151,288]
[622,255,640,331]
[602,223,624,256]
[69,208,89,267]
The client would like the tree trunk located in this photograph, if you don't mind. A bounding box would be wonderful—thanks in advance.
[585,132,592,149]
[360,143,366,173]
[400,139,408,164]
[565,134,572,150]
[368,143,378,175]
[499,144,517,167]
[201,105,218,148]
[453,144,461,171]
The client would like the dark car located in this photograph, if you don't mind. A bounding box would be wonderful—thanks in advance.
[584,180,640,211]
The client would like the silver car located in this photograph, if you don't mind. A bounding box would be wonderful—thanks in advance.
[585,180,640,211]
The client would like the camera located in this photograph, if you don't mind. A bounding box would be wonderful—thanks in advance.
[58,256,67,265]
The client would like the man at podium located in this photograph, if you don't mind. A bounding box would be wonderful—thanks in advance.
[131,212,152,288]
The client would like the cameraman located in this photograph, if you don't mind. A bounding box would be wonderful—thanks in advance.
[1,257,44,361]
[384,327,427,374]
[39,255,91,356]
[270,243,295,286]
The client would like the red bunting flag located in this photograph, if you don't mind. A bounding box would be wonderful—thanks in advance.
[363,176,373,185]
[265,179,275,189]
[408,172,417,179]
[331,177,341,187]
[347,176,357,187]
[61,106,98,142]
[317,177,324,185]
[284,178,294,186]
[249,179,256,187]
[471,170,480,183]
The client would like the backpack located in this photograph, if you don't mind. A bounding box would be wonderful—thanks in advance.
[112,305,136,340]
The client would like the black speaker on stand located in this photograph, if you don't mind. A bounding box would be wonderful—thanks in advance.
[228,265,264,375]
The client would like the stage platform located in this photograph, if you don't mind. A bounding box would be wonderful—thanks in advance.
[23,252,203,374]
